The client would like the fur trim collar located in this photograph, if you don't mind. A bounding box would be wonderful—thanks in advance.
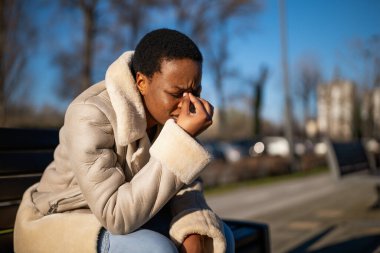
[105,51,146,146]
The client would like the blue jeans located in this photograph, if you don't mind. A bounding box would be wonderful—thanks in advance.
[97,204,235,253]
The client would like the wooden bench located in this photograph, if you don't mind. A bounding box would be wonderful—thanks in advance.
[0,128,270,253]
[324,138,378,179]
[325,138,380,209]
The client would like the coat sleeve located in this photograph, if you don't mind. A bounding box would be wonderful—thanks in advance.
[64,102,211,235]
[169,178,227,253]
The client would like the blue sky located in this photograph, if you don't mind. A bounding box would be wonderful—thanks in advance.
[29,0,380,125]
[223,0,380,124]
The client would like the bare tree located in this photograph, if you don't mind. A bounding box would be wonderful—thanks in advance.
[295,54,321,133]
[230,65,268,137]
[81,0,98,91]
[349,35,380,138]
[54,0,99,100]
[51,0,262,126]
[109,0,167,50]
[360,35,380,87]
[251,66,268,137]
[341,35,380,88]
[54,0,167,101]
[170,0,213,45]
[170,0,262,135]
[0,0,36,125]
[208,31,231,132]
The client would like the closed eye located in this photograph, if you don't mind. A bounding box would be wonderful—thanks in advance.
[170,92,183,98]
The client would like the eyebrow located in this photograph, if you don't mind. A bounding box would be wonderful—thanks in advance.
[171,84,201,92]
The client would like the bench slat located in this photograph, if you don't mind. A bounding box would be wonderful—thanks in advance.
[234,227,259,248]
[0,175,41,201]
[0,151,53,175]
[224,219,270,253]
[0,204,19,230]
[0,128,59,150]
[332,141,369,168]
[326,139,373,178]
[0,232,13,253]
[0,127,271,253]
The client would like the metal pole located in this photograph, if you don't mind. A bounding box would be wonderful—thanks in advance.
[279,0,297,172]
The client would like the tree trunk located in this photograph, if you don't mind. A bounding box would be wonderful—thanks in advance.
[302,96,309,138]
[253,84,262,136]
[215,66,225,135]
[81,0,96,92]
[0,0,6,125]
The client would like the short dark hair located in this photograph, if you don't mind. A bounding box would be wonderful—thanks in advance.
[131,28,203,79]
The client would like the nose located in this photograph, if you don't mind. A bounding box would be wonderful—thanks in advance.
[177,98,183,110]
[177,93,188,109]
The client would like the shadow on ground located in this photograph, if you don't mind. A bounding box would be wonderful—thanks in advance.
[287,226,380,253]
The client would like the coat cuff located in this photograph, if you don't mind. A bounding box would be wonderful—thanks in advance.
[169,209,227,253]
[150,119,212,184]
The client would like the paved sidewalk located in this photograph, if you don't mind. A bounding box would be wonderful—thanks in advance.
[206,173,380,253]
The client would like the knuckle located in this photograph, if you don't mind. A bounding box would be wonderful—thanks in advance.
[199,114,208,121]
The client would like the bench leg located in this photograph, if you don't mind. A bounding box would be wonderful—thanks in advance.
[371,184,380,210]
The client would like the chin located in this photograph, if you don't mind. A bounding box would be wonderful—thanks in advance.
[169,116,178,123]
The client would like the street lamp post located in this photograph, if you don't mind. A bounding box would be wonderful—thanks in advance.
[279,0,297,172]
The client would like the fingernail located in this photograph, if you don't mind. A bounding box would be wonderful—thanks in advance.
[183,92,187,97]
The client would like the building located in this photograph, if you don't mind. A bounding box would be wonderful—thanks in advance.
[317,80,355,141]
[373,88,380,138]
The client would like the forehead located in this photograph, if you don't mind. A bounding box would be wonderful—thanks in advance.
[154,58,202,89]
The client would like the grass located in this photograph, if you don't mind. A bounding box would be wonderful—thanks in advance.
[205,166,329,196]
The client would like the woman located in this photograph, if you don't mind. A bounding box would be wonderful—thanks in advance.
[14,28,234,253]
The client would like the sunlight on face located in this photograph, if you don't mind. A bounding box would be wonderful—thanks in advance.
[139,58,202,127]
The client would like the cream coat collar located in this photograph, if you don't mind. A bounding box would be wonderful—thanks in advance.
[105,51,147,146]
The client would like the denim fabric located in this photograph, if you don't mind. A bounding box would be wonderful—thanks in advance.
[97,203,235,253]
[97,228,178,253]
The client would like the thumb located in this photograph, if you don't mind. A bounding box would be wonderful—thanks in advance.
[180,93,191,116]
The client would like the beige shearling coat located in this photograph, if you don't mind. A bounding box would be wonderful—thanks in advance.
[14,52,226,253]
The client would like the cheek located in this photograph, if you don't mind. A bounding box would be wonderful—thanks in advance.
[161,97,180,112]
[155,91,177,109]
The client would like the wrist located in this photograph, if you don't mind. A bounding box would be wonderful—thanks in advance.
[181,234,204,253]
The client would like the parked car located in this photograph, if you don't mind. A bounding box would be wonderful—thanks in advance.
[262,136,289,157]
[201,140,226,161]
[219,139,260,162]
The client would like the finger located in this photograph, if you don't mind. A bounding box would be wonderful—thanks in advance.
[208,103,214,118]
[198,98,213,117]
[180,93,191,116]
[188,93,207,114]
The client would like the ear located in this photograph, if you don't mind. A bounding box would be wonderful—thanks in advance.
[136,72,149,95]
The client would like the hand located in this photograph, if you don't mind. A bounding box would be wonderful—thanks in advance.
[180,234,205,253]
[176,93,214,137]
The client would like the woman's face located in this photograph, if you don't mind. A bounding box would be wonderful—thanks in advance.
[136,58,202,128]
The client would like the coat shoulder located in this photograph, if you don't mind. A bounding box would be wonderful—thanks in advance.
[65,81,116,126]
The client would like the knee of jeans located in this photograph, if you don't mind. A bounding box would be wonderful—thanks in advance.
[145,231,178,253]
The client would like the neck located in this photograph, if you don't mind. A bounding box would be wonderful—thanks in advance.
[146,117,158,142]
[146,116,157,130]
[145,108,157,130]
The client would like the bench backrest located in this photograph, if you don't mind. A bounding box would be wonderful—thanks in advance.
[0,127,270,253]
[325,138,373,179]
[0,128,59,252]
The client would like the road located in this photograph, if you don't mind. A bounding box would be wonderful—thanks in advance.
[205,172,380,253]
